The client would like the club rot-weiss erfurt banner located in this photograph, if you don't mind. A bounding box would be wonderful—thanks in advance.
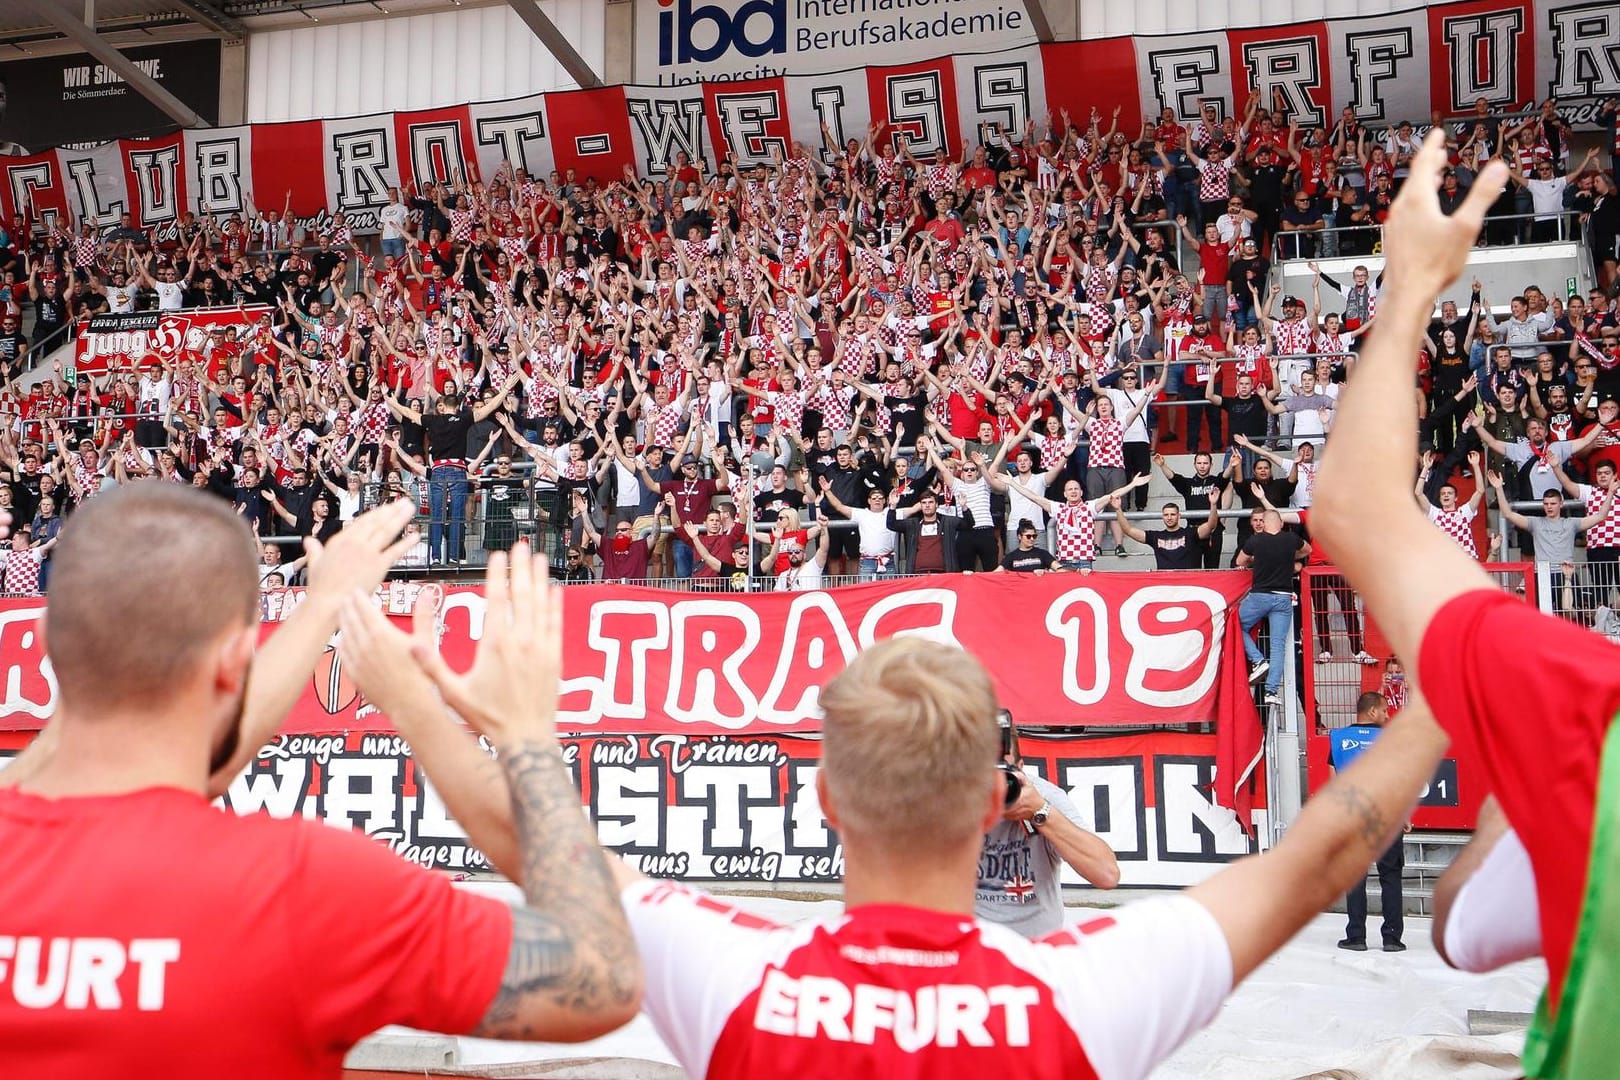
[3,0,1618,236]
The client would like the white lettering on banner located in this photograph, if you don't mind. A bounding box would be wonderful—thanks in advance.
[885,72,947,159]
[1117,587,1225,708]
[1241,37,1324,128]
[1044,588,1110,706]
[474,112,547,175]
[0,936,178,1011]
[1060,760,1144,861]
[1156,759,1244,863]
[714,91,789,167]
[0,735,1255,885]
[126,145,179,226]
[331,128,393,212]
[192,138,244,215]
[0,605,54,722]
[972,63,1032,140]
[1549,5,1620,100]
[1441,10,1523,108]
[6,164,59,234]
[753,971,1038,1048]
[1344,28,1414,122]
[1147,46,1221,121]
[626,97,706,173]
[808,85,849,167]
[63,157,124,226]
[407,122,468,189]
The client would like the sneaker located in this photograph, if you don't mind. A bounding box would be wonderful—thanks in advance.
[1354,650,1377,665]
[1115,548,1129,559]
[1382,941,1407,953]
[1248,660,1269,684]
[1337,938,1368,952]
[1264,689,1283,705]
[1317,650,1333,663]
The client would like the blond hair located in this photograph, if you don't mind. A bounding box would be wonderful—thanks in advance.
[819,638,1001,858]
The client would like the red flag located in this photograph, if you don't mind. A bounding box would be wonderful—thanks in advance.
[1214,608,1265,835]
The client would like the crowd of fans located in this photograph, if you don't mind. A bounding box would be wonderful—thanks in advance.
[0,91,1615,604]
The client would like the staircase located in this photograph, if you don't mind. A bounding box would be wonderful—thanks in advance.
[1330,830,1471,919]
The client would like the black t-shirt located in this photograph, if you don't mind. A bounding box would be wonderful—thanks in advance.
[1144,528,1201,570]
[1168,472,1229,516]
[1242,530,1305,592]
[883,392,930,446]
[757,488,805,518]
[1221,395,1269,438]
[422,407,474,461]
[1000,547,1055,573]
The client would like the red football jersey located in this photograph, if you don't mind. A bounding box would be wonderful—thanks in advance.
[0,785,511,1078]
[624,881,1230,1080]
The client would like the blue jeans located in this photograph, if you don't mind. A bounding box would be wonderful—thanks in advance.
[381,237,406,260]
[429,464,468,563]
[1239,590,1293,692]
[858,556,896,582]
[674,540,695,579]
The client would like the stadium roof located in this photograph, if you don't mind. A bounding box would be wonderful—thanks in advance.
[2,0,464,49]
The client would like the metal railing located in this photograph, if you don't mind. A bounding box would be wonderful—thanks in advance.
[1268,209,1587,263]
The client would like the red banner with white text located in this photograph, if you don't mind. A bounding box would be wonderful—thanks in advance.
[0,573,1267,826]
[73,305,273,376]
[2,0,1615,237]
[0,572,1259,731]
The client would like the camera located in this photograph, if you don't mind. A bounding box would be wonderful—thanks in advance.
[997,761,1024,808]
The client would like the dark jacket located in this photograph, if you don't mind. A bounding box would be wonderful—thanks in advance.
[887,509,963,573]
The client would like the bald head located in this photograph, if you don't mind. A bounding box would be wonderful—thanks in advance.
[47,483,259,712]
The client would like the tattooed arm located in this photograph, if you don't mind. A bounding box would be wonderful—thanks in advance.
[1185,695,1448,985]
[337,545,642,1042]
[472,743,641,1039]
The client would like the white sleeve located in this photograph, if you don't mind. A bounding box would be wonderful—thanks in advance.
[1036,896,1232,1080]
[1443,827,1542,973]
[620,879,805,1080]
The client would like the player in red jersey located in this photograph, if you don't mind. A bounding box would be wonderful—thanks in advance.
[0,490,640,1078]
[387,628,1450,1079]
[1313,132,1619,1076]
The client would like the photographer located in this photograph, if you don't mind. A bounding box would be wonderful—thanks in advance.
[976,711,1120,936]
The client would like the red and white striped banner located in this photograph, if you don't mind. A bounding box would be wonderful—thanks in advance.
[2,0,1615,235]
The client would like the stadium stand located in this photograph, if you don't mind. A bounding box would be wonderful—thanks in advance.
[0,85,1616,638]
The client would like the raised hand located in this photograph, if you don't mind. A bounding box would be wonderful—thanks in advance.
[411,543,562,751]
[1381,130,1509,296]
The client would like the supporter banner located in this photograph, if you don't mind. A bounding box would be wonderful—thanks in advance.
[74,305,272,375]
[0,40,222,153]
[0,572,1258,731]
[2,0,1615,233]
[0,728,1263,886]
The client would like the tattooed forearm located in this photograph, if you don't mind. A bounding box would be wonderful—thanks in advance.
[1329,781,1390,851]
[474,740,641,1039]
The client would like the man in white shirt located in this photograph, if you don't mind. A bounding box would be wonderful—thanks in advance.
[379,187,411,260]
[818,483,900,580]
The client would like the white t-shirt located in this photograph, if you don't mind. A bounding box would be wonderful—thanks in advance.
[1104,387,1152,443]
[847,506,897,558]
[1003,471,1049,531]
[622,881,1231,1080]
[154,280,187,311]
[775,557,823,592]
[1526,176,1568,221]
[380,202,410,241]
[1441,827,1541,973]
